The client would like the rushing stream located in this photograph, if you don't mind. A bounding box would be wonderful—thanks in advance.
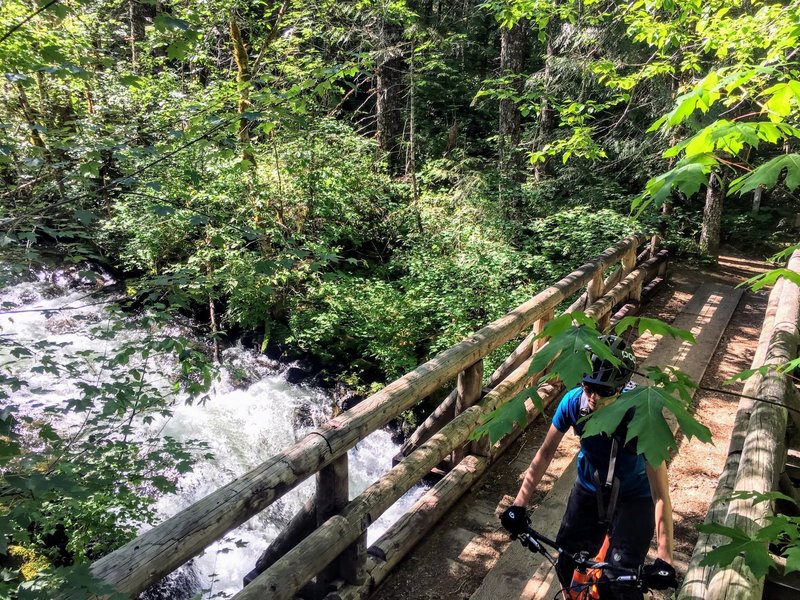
[0,268,428,598]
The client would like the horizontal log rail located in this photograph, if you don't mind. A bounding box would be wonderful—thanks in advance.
[91,233,661,597]
[677,278,785,600]
[678,251,800,600]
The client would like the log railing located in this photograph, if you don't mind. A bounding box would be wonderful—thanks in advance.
[90,233,668,599]
[678,250,800,600]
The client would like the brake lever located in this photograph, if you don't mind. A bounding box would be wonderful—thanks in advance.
[519,531,542,553]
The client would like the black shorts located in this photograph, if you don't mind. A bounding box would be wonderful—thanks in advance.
[554,481,655,600]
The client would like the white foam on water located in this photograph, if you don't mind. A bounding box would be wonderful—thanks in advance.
[1,277,430,598]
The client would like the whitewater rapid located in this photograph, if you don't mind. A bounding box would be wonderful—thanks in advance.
[0,270,428,598]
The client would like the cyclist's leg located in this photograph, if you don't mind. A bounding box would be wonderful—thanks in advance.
[604,495,655,600]
[554,482,606,590]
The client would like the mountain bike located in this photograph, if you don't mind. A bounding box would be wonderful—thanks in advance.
[508,521,676,599]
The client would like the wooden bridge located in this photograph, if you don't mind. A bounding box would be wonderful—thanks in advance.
[88,235,800,600]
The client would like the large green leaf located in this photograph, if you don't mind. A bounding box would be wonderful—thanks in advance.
[761,80,800,119]
[581,384,711,465]
[697,523,775,578]
[738,267,800,291]
[529,317,607,390]
[614,316,696,343]
[729,154,800,195]
[470,388,535,445]
[643,154,718,208]
[786,545,800,575]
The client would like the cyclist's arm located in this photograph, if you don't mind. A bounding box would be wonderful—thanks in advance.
[513,424,565,506]
[646,461,674,563]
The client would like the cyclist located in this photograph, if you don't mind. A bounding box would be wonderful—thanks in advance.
[502,335,677,598]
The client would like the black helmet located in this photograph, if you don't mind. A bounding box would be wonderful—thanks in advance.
[583,335,636,391]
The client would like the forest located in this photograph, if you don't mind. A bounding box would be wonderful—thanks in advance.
[1,0,799,595]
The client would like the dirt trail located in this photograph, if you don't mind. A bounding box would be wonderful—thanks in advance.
[371,251,770,600]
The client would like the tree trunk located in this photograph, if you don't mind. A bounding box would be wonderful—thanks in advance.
[230,19,256,168]
[699,170,725,262]
[15,83,65,199]
[376,21,405,175]
[534,20,556,182]
[499,19,527,191]
[752,184,764,213]
[129,0,146,69]
[406,40,423,233]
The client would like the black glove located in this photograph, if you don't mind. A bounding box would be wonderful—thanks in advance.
[641,558,678,590]
[500,505,529,535]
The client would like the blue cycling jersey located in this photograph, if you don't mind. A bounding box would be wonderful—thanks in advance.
[552,386,651,498]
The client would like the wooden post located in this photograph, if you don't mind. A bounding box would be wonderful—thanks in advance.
[316,454,363,595]
[244,496,316,586]
[454,360,484,462]
[524,310,555,387]
[532,311,553,352]
[586,271,603,309]
[620,247,640,304]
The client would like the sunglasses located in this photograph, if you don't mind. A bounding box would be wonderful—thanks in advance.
[582,383,617,398]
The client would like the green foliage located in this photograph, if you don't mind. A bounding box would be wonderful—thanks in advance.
[738,243,800,291]
[527,315,604,389]
[697,522,778,578]
[522,207,639,263]
[636,3,800,208]
[697,491,800,577]
[730,155,800,196]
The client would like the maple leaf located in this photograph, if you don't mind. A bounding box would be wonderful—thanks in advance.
[697,523,774,578]
[473,314,607,445]
[785,545,800,575]
[729,154,800,196]
[642,154,718,209]
[470,387,536,445]
[738,267,800,291]
[723,364,773,385]
[770,243,800,263]
[529,313,609,390]
[614,316,696,343]
[581,385,711,466]
[727,490,797,506]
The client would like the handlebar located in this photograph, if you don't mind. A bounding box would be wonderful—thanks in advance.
[513,525,642,587]
[500,507,678,592]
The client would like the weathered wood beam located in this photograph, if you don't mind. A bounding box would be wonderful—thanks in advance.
[678,278,785,600]
[705,252,800,600]
[454,360,484,464]
[317,454,361,594]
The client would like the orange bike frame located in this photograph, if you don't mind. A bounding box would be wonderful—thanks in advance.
[562,535,610,600]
